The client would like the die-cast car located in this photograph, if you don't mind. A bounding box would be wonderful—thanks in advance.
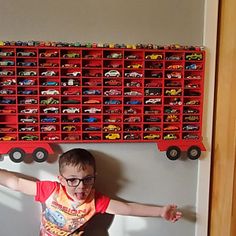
[18,79,36,85]
[104,70,121,77]
[43,107,59,113]
[83,90,101,95]
[39,51,59,57]
[17,51,36,57]
[105,133,120,140]
[145,54,162,60]
[145,98,161,104]
[0,60,14,66]
[0,70,14,76]
[41,89,59,95]
[42,81,59,86]
[41,117,57,122]
[83,117,98,122]
[124,72,143,78]
[144,134,160,140]
[20,117,37,123]
[17,61,36,66]
[41,71,57,76]
[103,125,121,131]
[66,71,81,77]
[62,107,80,113]
[21,135,38,140]
[63,53,80,58]
[84,108,101,113]
[106,53,122,59]
[0,51,14,56]
[18,70,37,76]
[20,108,38,113]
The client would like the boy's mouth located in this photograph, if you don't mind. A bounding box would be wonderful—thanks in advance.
[75,192,86,200]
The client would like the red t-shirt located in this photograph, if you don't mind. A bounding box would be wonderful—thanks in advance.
[35,181,110,236]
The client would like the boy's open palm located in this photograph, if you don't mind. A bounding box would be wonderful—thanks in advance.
[161,204,182,222]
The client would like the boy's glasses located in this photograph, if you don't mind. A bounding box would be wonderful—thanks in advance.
[61,174,95,187]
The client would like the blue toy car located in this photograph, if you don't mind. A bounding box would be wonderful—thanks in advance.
[126,100,142,105]
[104,100,121,105]
[42,81,59,86]
[41,117,57,122]
[83,117,98,122]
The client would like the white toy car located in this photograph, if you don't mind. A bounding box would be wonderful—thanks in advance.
[62,107,80,113]
[104,70,121,77]
[41,89,60,95]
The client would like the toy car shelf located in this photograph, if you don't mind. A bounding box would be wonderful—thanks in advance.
[0,44,205,162]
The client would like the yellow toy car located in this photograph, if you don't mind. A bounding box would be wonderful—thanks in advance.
[144,134,160,140]
[145,54,163,60]
[0,135,16,141]
[105,133,120,140]
[103,125,121,132]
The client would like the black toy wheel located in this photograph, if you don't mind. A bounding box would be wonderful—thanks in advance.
[166,146,181,160]
[8,148,25,163]
[187,146,201,160]
[32,148,48,162]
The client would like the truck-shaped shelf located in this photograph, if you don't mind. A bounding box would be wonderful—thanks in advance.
[0,44,206,162]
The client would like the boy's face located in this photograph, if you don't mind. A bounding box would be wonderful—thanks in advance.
[58,164,95,204]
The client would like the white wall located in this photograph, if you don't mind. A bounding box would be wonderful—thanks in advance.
[0,143,198,236]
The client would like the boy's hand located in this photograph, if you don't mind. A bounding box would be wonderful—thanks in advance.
[161,204,182,222]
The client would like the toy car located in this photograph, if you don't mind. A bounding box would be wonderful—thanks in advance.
[20,117,37,123]
[18,70,37,76]
[145,98,161,104]
[43,135,60,141]
[43,107,59,113]
[0,51,14,56]
[40,97,59,105]
[124,72,143,78]
[104,70,121,77]
[40,62,58,67]
[41,117,57,122]
[62,99,80,104]
[144,134,160,140]
[41,71,57,76]
[166,72,181,78]
[62,117,80,123]
[0,98,15,104]
[183,124,199,131]
[103,125,121,131]
[84,99,100,104]
[126,81,141,87]
[104,80,122,86]
[61,79,80,86]
[0,60,14,66]
[83,90,101,95]
[0,79,16,85]
[144,126,161,131]
[0,127,16,132]
[17,51,36,57]
[124,126,141,131]
[106,53,122,59]
[124,134,141,140]
[165,89,182,96]
[145,54,162,60]
[186,53,202,60]
[84,108,101,113]
[39,51,59,57]
[126,100,142,105]
[19,126,35,132]
[0,108,16,113]
[184,115,199,121]
[183,134,199,140]
[127,64,142,69]
[41,125,57,132]
[62,53,80,58]
[84,81,102,86]
[18,79,36,85]
[164,134,177,140]
[105,133,120,140]
[62,107,80,113]
[18,89,37,95]
[41,89,60,95]
[185,64,202,70]
[0,70,14,76]
[83,117,98,122]
[21,135,38,141]
[151,72,162,78]
[42,81,59,86]
[124,91,142,96]
[164,125,179,131]
[63,88,80,95]
[63,125,77,131]
[84,126,101,131]
[126,55,139,59]
[124,117,141,122]
[104,89,122,96]
[167,65,183,70]
[104,100,121,105]
[19,98,38,104]
[66,71,81,77]
[20,108,38,113]
[0,135,16,141]
[0,89,14,94]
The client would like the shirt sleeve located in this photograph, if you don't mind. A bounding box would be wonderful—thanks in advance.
[95,192,110,213]
[35,181,58,203]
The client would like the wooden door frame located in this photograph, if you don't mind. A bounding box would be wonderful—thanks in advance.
[209,0,236,235]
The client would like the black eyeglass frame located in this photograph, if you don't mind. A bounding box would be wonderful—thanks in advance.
[60,173,96,187]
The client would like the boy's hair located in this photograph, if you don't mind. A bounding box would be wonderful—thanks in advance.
[59,148,96,173]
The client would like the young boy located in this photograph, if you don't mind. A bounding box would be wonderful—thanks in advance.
[0,148,182,235]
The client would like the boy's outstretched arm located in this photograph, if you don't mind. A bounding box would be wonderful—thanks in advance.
[106,199,182,222]
[0,168,37,196]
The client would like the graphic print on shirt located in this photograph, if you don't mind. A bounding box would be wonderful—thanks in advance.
[40,184,96,236]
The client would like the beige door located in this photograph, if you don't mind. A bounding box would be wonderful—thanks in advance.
[209,0,236,235]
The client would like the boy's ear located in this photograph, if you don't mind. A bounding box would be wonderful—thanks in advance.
[58,175,66,186]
